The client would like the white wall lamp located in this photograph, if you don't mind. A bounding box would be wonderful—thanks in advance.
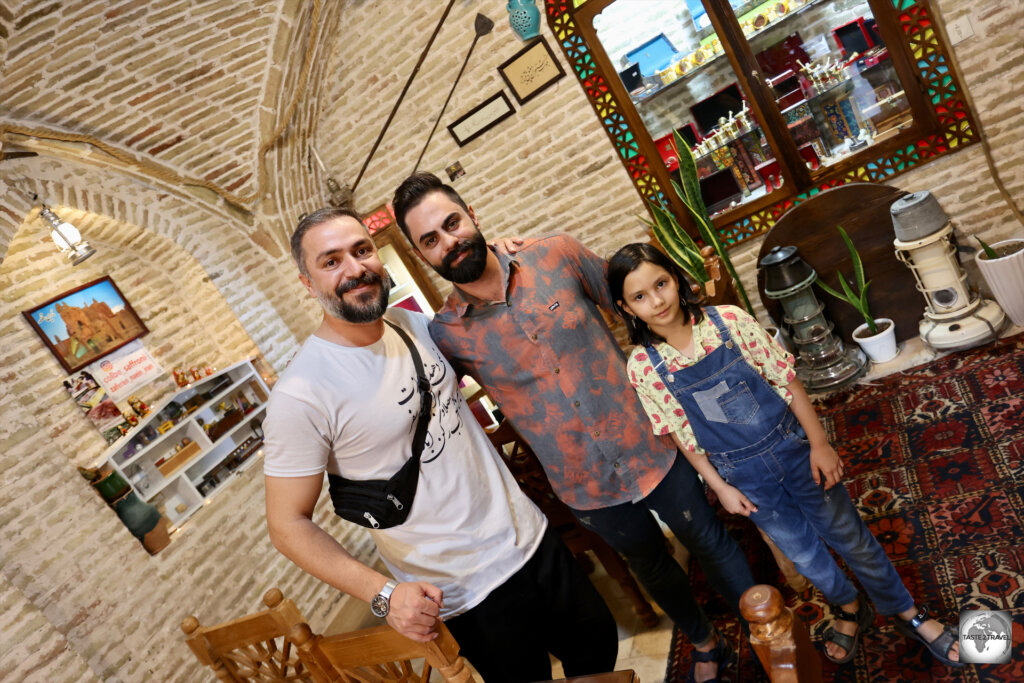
[39,203,96,265]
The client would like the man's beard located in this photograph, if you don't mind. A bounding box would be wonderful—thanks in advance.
[317,270,392,323]
[434,229,488,284]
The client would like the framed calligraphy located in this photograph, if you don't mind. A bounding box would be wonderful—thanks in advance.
[497,36,566,105]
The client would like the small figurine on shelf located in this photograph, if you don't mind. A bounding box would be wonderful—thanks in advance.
[123,410,139,427]
[173,367,188,387]
[128,396,150,417]
[189,366,202,381]
[204,365,215,376]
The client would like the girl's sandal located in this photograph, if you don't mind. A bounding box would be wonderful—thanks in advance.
[687,629,733,683]
[894,605,965,667]
[822,597,875,664]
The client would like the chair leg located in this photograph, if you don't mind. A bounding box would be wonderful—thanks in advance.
[589,540,660,628]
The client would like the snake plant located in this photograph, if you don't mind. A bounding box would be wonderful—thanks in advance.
[816,225,877,335]
[644,129,754,313]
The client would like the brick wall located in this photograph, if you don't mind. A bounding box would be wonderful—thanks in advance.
[0,0,1021,680]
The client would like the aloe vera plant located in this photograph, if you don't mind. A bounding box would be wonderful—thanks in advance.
[816,225,877,335]
[646,129,754,313]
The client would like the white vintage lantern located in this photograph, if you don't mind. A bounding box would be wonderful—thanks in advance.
[891,191,1006,350]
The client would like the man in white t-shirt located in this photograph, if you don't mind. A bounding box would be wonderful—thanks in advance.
[263,207,617,682]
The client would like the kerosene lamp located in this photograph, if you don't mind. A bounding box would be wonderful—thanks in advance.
[891,191,1006,350]
[760,246,867,390]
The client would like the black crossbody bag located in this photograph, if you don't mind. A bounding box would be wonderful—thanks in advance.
[327,320,433,529]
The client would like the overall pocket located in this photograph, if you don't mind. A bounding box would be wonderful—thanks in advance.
[693,379,759,424]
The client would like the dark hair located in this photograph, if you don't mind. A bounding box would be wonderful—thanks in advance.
[607,242,704,347]
[392,172,470,242]
[290,206,364,275]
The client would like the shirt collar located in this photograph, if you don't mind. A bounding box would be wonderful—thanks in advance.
[446,247,519,317]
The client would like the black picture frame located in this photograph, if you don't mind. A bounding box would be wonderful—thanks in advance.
[447,91,515,147]
[498,36,566,105]
[22,276,149,374]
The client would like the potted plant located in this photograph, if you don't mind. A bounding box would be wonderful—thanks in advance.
[816,225,899,363]
[974,235,1024,326]
[643,130,754,314]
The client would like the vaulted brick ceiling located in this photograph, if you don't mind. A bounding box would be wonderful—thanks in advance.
[0,0,308,209]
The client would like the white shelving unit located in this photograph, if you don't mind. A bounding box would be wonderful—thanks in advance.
[95,360,270,531]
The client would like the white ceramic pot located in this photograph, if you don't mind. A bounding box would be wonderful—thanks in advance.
[975,238,1024,326]
[853,318,899,363]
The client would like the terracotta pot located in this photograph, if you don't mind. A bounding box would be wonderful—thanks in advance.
[975,238,1024,326]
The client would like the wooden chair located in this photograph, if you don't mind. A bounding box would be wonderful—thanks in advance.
[486,420,660,628]
[288,620,477,682]
[181,587,313,682]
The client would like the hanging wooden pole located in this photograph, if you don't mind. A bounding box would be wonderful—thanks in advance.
[352,0,457,192]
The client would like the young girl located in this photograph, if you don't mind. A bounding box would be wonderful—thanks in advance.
[607,242,961,667]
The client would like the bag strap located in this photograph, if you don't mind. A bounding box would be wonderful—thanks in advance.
[383,319,433,462]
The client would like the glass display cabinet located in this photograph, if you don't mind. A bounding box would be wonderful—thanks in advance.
[549,0,977,245]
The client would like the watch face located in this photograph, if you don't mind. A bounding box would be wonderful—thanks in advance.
[370,594,389,617]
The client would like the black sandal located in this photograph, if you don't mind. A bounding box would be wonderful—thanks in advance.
[822,597,874,664]
[687,629,733,683]
[894,605,965,667]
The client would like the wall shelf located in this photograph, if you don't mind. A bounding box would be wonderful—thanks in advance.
[98,360,269,532]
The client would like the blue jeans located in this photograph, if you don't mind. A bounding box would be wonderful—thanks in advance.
[572,452,755,644]
[711,413,914,615]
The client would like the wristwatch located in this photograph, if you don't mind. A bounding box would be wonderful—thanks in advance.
[370,580,398,618]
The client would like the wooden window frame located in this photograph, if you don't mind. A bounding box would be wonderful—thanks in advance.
[546,0,979,246]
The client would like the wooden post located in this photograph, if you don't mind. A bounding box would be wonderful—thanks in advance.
[740,584,822,683]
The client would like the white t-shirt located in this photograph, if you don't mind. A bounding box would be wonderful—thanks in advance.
[263,308,545,617]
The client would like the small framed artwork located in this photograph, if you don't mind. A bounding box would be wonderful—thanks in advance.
[445,161,466,182]
[447,91,515,147]
[498,36,566,105]
[23,276,149,374]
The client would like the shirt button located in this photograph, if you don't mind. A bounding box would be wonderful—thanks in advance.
[530,334,538,341]
[726,340,734,349]
[613,461,621,469]
[554,367,560,374]
[574,400,580,407]
[593,430,600,437]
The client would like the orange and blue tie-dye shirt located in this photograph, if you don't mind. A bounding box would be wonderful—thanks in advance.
[429,234,677,510]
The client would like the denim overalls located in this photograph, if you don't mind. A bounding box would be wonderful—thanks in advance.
[645,307,913,615]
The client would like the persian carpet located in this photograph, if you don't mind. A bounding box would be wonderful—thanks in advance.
[666,331,1024,682]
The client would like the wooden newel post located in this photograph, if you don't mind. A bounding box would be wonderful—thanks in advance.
[740,584,822,683]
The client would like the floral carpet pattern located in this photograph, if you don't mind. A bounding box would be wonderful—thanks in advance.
[667,332,1024,682]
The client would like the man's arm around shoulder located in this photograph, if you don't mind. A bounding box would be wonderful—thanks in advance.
[265,474,443,641]
[547,232,617,314]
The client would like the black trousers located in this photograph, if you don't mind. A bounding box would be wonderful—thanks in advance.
[444,525,618,682]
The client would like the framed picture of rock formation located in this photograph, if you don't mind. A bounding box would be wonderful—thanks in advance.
[23,276,149,374]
